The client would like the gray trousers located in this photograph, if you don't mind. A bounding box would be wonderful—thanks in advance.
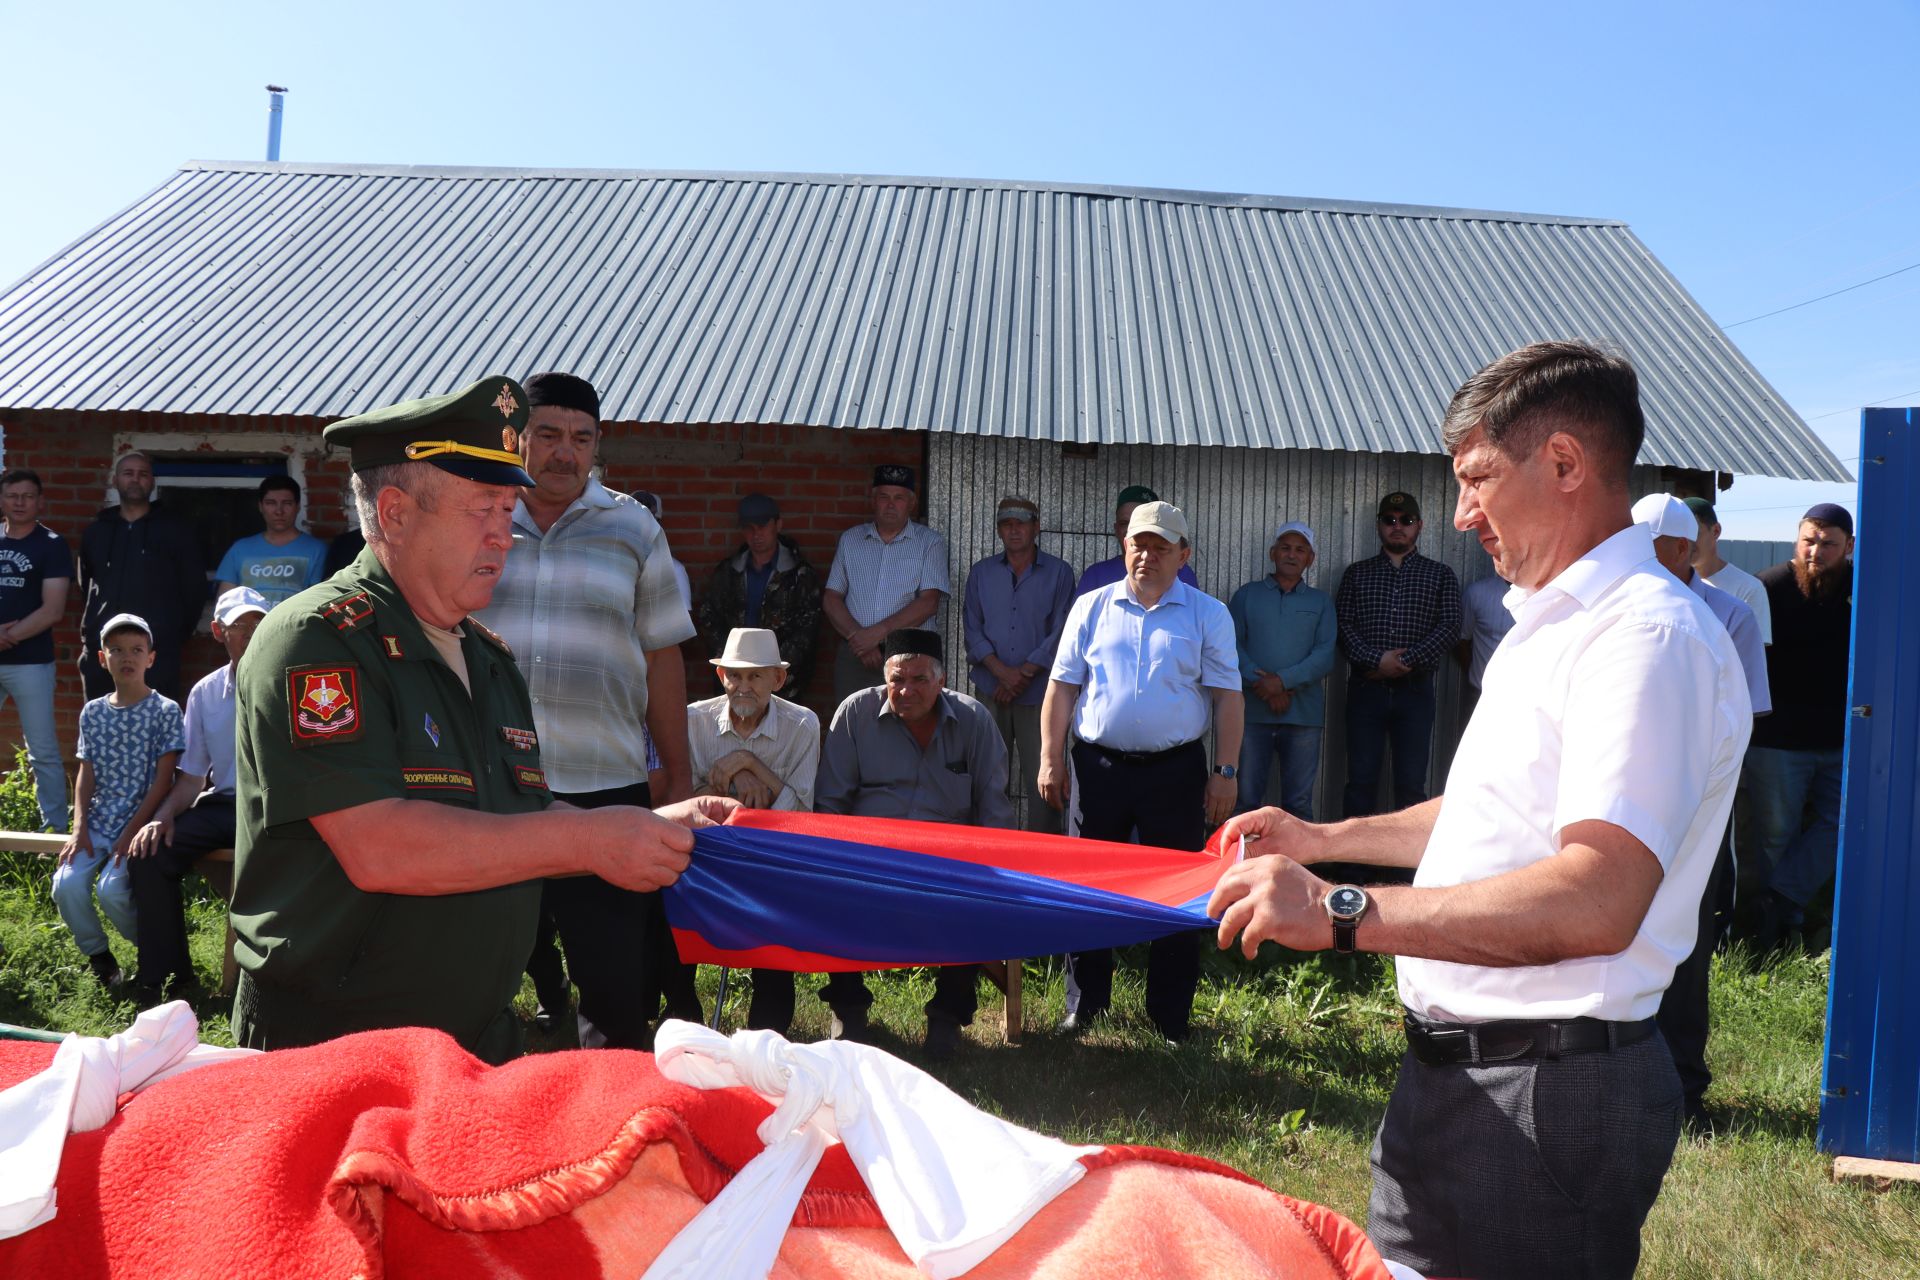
[981,697,1061,835]
[833,643,883,708]
[1368,1032,1682,1280]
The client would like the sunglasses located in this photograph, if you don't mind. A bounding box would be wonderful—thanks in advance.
[1378,514,1419,527]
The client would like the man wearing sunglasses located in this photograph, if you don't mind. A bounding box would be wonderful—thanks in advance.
[1334,492,1459,829]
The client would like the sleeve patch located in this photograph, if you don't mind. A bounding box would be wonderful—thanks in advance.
[288,664,365,746]
[402,766,476,793]
[511,764,549,792]
[320,592,375,633]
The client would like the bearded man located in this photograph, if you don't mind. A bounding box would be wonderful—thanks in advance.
[1748,503,1855,946]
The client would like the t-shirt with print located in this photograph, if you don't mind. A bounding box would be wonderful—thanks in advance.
[215,532,329,606]
[0,524,74,666]
[76,691,186,845]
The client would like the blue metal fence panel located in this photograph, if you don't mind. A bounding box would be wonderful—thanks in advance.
[1819,406,1920,1163]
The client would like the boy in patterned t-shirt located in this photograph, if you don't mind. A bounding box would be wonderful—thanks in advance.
[53,613,185,985]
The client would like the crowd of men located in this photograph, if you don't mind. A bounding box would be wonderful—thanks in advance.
[0,342,1864,1278]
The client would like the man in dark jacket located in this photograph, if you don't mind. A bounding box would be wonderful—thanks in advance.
[699,494,823,691]
[77,452,206,701]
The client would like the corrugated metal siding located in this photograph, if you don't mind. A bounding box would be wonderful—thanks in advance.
[0,163,1845,482]
[925,435,1661,816]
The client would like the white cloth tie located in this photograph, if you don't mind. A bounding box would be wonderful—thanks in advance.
[0,1001,259,1238]
[645,1021,1099,1280]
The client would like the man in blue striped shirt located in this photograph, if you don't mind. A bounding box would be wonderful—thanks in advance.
[1334,492,1460,820]
[1228,522,1337,820]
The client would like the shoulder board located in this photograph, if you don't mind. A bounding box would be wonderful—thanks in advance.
[466,616,514,658]
[318,591,376,634]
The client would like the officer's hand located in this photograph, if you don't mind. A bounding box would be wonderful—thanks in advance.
[584,807,700,893]
[1208,853,1330,958]
[1215,805,1324,865]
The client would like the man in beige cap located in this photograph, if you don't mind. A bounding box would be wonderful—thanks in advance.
[1039,500,1242,1041]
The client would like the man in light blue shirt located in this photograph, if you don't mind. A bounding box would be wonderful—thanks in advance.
[962,495,1077,834]
[1227,521,1337,820]
[823,464,952,703]
[214,476,328,606]
[1040,501,1242,1042]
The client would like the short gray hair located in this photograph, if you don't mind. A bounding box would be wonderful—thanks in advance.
[350,461,447,545]
[884,652,945,683]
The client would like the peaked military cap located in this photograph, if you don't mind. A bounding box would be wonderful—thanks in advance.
[323,376,537,488]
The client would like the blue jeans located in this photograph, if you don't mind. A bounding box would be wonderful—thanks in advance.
[1237,723,1322,820]
[1342,677,1437,818]
[1746,746,1844,908]
[50,833,137,957]
[0,662,68,831]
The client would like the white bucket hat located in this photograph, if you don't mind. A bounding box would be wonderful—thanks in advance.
[709,627,789,670]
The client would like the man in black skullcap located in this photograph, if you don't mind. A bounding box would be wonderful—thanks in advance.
[229,376,734,1064]
[822,464,952,704]
[812,628,1013,1060]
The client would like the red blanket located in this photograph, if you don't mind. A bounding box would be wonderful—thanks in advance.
[0,1032,1392,1279]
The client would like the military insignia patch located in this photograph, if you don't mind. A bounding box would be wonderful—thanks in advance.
[500,726,539,752]
[382,635,405,659]
[402,766,475,793]
[466,616,513,658]
[424,712,441,747]
[511,764,549,791]
[493,382,519,420]
[288,665,362,745]
[501,425,520,453]
[320,592,374,634]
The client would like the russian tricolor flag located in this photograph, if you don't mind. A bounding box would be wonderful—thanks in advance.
[667,811,1233,972]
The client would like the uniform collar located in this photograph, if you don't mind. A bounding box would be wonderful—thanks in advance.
[350,546,485,665]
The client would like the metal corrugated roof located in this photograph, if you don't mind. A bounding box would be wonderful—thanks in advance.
[0,161,1845,481]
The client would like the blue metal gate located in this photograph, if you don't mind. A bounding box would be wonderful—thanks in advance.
[1819,406,1920,1163]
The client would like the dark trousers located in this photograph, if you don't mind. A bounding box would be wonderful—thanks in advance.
[1065,737,1206,1041]
[1368,1034,1682,1280]
[1342,676,1437,818]
[129,794,236,986]
[1657,829,1732,1116]
[544,783,702,1049]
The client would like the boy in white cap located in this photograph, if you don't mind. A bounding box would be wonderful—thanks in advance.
[125,586,272,997]
[53,613,186,986]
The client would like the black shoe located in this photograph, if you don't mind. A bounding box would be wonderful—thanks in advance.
[86,951,123,987]
[829,1008,874,1044]
[924,1018,963,1063]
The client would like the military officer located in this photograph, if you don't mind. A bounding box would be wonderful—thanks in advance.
[229,377,733,1064]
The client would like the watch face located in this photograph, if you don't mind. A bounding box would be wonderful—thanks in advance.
[1326,886,1368,920]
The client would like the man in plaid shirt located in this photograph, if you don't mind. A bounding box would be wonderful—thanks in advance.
[1335,491,1460,823]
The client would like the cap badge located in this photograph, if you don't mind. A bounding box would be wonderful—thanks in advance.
[493,382,519,420]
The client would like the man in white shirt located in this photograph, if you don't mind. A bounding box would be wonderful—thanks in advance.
[688,627,821,1036]
[1686,495,1771,645]
[822,466,951,703]
[1210,342,1751,1280]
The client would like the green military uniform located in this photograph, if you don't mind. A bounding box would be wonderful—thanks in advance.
[230,376,551,1065]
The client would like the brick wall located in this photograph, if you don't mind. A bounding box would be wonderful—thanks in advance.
[0,410,925,773]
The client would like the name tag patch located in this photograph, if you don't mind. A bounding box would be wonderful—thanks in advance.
[288,665,362,745]
[501,726,539,752]
[402,766,476,793]
[512,764,549,791]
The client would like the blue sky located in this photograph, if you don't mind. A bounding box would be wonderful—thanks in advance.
[5,0,1914,541]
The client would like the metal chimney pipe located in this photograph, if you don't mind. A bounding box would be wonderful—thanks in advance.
[265,85,289,161]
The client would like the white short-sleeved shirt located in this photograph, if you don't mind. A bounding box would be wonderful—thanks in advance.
[1050,578,1240,753]
[1688,572,1770,716]
[1399,526,1751,1023]
[686,693,821,812]
[824,522,951,628]
[1699,559,1771,646]
[181,662,240,795]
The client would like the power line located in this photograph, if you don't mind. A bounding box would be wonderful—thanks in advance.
[1806,391,1920,422]
[1722,261,1920,328]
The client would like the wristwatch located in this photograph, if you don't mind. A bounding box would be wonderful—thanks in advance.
[1212,764,1236,779]
[1324,884,1370,954]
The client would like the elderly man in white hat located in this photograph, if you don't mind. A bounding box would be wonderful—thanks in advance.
[688,627,823,1035]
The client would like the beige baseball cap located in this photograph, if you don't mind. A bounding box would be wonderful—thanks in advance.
[1125,500,1189,544]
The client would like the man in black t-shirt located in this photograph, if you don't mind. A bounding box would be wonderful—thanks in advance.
[0,469,75,831]
[1746,503,1854,945]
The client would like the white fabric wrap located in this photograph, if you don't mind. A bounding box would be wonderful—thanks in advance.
[645,1022,1099,1280]
[0,1001,258,1238]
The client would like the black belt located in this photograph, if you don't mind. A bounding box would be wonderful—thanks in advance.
[1076,737,1199,767]
[1402,1010,1657,1066]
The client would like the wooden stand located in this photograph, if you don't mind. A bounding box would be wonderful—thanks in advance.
[982,960,1023,1045]
[1834,1156,1920,1188]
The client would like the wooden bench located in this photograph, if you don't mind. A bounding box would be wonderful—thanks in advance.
[0,831,240,997]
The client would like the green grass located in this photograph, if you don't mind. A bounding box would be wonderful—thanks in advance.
[4,834,1914,1276]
